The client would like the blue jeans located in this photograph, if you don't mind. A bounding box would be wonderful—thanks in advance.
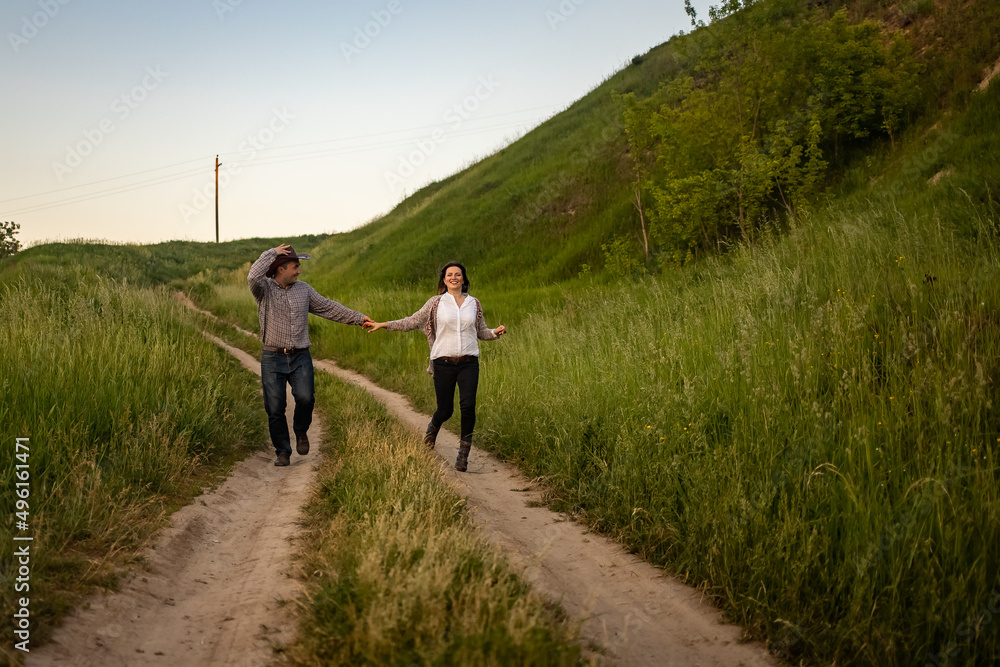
[260,349,314,456]
[431,356,479,443]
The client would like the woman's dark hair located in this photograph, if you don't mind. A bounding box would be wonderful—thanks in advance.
[437,261,469,294]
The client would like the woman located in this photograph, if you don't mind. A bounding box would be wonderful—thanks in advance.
[366,261,506,472]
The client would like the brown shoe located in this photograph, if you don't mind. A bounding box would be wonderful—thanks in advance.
[274,453,290,467]
[455,440,471,472]
[295,432,310,455]
[423,422,440,449]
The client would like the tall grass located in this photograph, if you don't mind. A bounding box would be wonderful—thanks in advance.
[471,94,1000,664]
[0,266,265,661]
[289,373,584,666]
[477,195,999,664]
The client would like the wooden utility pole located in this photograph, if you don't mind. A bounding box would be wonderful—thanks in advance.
[214,155,220,243]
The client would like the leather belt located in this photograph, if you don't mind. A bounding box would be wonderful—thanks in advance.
[435,355,476,364]
[263,345,305,354]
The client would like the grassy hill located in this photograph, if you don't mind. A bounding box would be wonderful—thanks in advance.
[298,0,999,291]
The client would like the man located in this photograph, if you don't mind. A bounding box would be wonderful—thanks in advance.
[248,243,373,466]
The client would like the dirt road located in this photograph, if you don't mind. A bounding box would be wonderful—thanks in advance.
[34,294,777,665]
[28,338,316,667]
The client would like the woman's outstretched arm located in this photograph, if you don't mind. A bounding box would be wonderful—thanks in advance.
[474,299,505,340]
[364,296,437,333]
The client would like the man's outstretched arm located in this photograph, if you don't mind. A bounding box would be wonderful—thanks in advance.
[307,287,370,326]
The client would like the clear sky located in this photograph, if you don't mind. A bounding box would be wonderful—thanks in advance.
[1,0,710,246]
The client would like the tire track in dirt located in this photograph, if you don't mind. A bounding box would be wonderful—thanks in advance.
[29,336,316,667]
[312,358,777,667]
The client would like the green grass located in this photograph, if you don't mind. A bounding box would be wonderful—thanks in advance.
[287,372,586,666]
[0,267,267,665]
[475,193,1000,665]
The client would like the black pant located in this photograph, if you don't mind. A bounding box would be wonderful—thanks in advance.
[431,356,479,442]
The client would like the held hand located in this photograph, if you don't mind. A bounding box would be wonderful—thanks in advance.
[365,321,388,333]
[276,244,292,255]
[494,325,506,336]
[361,316,375,328]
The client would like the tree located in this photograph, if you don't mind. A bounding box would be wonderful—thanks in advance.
[811,10,922,153]
[0,221,21,258]
[619,1,920,266]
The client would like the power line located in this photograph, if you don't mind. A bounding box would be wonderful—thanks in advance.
[1,166,207,217]
[0,156,211,205]
[214,102,568,162]
[3,101,568,208]
[231,117,544,170]
[2,105,565,218]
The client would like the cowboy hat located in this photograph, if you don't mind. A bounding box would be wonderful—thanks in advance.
[266,246,312,277]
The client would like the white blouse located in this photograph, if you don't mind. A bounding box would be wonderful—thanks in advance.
[429,293,481,359]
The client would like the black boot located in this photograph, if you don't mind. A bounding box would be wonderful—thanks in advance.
[423,421,440,449]
[455,440,471,472]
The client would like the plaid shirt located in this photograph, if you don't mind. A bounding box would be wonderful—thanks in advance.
[248,248,366,349]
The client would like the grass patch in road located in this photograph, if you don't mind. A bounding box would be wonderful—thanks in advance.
[288,373,586,666]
